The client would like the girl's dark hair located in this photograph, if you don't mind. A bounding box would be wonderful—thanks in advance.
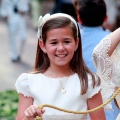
[33,17,100,95]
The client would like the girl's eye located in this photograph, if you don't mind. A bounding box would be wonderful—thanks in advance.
[64,41,70,44]
[50,42,57,45]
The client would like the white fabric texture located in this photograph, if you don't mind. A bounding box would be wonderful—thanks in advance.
[92,37,120,109]
[15,73,101,120]
[116,113,120,120]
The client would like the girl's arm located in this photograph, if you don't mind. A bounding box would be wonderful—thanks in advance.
[107,27,120,56]
[87,91,106,120]
[16,94,44,120]
[16,93,33,120]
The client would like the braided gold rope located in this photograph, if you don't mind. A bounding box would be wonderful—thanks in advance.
[36,87,120,120]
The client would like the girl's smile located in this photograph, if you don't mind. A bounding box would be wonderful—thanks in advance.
[55,54,67,58]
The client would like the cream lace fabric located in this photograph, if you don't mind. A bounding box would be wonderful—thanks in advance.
[92,37,120,109]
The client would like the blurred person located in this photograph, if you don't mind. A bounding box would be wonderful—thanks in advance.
[116,0,120,29]
[0,0,29,62]
[40,0,55,16]
[30,0,55,30]
[51,0,61,13]
[72,0,79,19]
[60,0,77,20]
[103,0,118,31]
[77,0,120,119]
[78,0,110,74]
[52,0,77,20]
[30,0,42,30]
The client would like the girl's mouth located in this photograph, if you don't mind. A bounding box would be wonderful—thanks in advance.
[55,54,67,58]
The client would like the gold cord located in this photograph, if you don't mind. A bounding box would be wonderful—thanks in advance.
[36,87,120,120]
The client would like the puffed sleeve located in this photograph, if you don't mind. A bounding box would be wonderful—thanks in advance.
[87,74,101,99]
[15,73,31,97]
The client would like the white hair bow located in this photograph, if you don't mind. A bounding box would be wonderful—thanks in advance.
[37,13,50,38]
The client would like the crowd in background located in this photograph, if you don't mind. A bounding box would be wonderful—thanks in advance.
[0,0,120,31]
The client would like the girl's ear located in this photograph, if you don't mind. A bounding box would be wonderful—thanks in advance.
[75,38,79,51]
[39,39,47,53]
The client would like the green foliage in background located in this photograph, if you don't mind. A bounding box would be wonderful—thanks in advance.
[0,90,18,120]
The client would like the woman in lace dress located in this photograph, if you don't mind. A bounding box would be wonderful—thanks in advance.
[15,13,106,120]
[92,27,120,120]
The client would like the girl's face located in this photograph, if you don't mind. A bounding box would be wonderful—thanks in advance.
[40,26,79,67]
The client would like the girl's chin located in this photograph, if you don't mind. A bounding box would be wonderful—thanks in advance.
[54,62,69,66]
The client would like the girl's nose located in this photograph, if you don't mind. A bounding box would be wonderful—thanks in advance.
[57,43,65,51]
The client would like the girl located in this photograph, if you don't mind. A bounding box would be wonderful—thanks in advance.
[15,13,106,120]
[92,27,120,120]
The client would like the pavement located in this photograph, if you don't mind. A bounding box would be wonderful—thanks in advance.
[0,16,38,91]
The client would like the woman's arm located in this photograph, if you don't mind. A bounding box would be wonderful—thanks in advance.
[16,94,44,120]
[92,27,120,83]
[107,27,120,56]
[87,91,106,120]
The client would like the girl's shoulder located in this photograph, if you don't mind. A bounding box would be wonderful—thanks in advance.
[15,73,43,97]
[16,73,40,81]
[87,74,101,98]
[17,72,43,79]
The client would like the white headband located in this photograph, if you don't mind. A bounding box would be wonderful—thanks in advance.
[37,13,78,39]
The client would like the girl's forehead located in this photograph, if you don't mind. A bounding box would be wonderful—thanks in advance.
[47,26,73,33]
[46,27,74,37]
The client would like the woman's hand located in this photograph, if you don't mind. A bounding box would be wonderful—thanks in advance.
[24,104,45,119]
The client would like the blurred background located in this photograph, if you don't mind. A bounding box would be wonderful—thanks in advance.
[0,0,120,119]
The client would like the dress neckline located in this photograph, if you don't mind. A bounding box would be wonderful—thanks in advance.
[40,73,76,80]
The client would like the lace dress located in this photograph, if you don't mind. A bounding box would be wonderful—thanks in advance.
[92,37,120,109]
[15,73,101,120]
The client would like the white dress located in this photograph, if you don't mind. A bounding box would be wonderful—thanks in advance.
[15,73,101,120]
[92,37,120,109]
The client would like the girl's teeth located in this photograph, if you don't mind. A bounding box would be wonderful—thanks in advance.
[57,55,65,57]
